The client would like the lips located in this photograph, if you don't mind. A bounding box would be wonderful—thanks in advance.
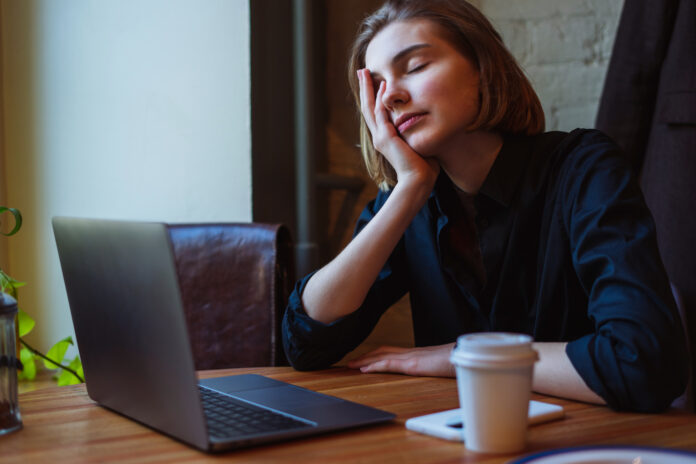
[394,112,426,134]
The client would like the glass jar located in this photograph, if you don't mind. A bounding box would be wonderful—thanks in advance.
[0,292,22,435]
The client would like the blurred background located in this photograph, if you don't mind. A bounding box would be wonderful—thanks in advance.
[0,0,622,359]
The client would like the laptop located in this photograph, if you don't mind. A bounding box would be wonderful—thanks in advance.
[52,217,395,452]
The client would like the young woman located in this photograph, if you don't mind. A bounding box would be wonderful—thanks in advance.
[282,0,688,412]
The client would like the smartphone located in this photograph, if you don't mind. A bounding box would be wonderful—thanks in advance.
[405,400,565,441]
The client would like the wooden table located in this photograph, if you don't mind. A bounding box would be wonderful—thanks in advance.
[3,367,696,463]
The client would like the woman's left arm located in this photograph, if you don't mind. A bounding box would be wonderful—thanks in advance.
[561,131,688,412]
[348,341,602,407]
[532,342,604,405]
[348,341,603,407]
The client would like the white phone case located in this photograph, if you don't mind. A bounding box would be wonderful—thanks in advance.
[405,400,565,441]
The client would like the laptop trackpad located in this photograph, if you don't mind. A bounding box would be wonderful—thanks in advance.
[232,385,343,413]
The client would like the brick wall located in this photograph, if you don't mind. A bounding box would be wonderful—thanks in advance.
[475,0,624,131]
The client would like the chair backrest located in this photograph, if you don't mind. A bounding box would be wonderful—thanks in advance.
[167,223,294,369]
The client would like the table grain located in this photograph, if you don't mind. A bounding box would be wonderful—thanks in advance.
[3,366,695,463]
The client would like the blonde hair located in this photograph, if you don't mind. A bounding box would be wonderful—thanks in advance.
[348,0,545,190]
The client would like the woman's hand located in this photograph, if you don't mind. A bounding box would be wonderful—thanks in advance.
[300,72,442,325]
[347,343,456,377]
[358,69,439,188]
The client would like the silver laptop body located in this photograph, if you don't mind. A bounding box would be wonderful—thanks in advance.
[52,217,395,452]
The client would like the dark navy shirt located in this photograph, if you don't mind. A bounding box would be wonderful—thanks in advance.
[282,129,688,412]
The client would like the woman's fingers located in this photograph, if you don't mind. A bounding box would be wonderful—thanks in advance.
[347,346,408,368]
[348,344,456,377]
[358,69,377,130]
[373,81,390,126]
[357,69,440,187]
[359,358,413,374]
[358,70,394,142]
[350,345,442,365]
[360,75,409,164]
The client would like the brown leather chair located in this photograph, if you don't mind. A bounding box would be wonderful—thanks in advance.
[167,223,294,370]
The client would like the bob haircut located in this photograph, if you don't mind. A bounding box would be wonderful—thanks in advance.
[348,0,545,190]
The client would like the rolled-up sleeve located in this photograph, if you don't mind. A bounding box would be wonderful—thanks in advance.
[282,190,410,371]
[563,132,688,411]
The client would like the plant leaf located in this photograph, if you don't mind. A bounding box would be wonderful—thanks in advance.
[56,356,83,386]
[18,346,36,380]
[0,270,26,297]
[0,206,22,236]
[43,336,74,369]
[0,271,9,292]
[17,308,36,337]
[9,279,26,288]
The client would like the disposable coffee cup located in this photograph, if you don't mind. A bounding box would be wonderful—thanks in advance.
[450,332,538,453]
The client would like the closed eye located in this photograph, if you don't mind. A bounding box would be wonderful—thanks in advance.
[407,62,428,74]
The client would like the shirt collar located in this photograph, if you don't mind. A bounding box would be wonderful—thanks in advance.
[477,134,532,207]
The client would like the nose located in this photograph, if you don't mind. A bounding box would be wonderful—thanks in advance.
[381,81,409,110]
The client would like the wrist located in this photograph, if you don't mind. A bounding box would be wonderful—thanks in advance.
[391,178,433,212]
[394,170,437,199]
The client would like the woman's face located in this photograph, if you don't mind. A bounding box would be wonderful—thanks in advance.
[364,19,481,157]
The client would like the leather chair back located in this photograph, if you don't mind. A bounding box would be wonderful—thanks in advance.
[167,223,293,369]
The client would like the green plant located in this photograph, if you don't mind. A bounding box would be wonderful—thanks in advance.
[1,206,84,386]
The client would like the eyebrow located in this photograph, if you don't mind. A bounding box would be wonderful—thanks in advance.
[392,43,431,63]
[370,43,432,81]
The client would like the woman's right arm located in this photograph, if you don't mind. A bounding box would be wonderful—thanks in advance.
[302,176,432,323]
[302,69,439,324]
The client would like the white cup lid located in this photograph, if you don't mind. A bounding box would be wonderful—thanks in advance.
[450,332,538,369]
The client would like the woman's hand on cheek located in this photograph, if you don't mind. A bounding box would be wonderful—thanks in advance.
[347,344,456,377]
[358,69,439,189]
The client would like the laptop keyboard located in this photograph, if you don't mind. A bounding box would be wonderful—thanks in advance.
[199,386,312,439]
